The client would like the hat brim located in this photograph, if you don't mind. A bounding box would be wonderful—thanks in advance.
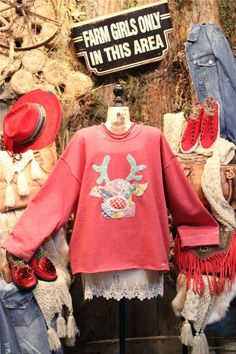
[3,89,61,153]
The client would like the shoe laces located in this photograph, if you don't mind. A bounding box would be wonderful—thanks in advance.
[183,117,199,142]
[200,117,206,138]
[204,97,215,115]
[192,102,202,118]
[202,97,218,138]
[183,103,202,138]
[209,117,216,138]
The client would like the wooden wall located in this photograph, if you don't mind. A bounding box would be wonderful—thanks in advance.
[83,0,221,127]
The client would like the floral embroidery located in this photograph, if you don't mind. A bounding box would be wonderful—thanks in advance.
[90,154,148,219]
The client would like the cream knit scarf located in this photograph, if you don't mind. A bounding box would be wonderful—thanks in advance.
[201,138,236,230]
[163,112,186,154]
[0,150,42,208]
[33,232,79,351]
[180,277,216,354]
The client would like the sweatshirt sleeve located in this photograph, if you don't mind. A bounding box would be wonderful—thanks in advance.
[2,133,83,261]
[160,133,219,248]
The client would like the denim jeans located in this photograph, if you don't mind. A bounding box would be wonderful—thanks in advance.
[185,23,236,143]
[0,282,21,354]
[0,276,51,354]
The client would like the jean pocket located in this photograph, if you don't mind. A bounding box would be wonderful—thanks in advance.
[1,284,41,327]
[194,54,216,67]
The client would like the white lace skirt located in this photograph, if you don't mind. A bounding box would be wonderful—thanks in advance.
[82,269,164,301]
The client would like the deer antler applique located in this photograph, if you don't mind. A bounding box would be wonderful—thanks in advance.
[92,155,110,184]
[90,154,148,219]
[126,154,146,181]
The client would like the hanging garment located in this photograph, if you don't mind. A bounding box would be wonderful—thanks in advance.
[0,278,22,354]
[185,23,236,143]
[0,274,51,354]
[2,124,219,274]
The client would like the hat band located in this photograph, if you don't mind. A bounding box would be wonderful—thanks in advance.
[17,104,46,147]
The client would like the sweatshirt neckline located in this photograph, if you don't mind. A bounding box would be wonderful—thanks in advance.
[100,123,142,141]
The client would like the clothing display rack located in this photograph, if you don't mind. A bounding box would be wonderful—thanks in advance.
[112,84,127,354]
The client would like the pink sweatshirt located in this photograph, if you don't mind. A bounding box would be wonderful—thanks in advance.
[2,124,219,274]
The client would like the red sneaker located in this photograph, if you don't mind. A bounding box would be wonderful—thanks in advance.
[180,103,203,153]
[30,251,57,281]
[6,252,38,290]
[200,97,219,149]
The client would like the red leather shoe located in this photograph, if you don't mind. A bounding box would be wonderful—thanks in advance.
[30,251,57,281]
[6,252,38,290]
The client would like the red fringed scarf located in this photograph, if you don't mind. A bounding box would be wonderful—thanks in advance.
[174,231,236,295]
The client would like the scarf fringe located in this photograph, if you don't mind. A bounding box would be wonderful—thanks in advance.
[191,332,209,354]
[31,158,43,180]
[56,314,67,338]
[17,171,29,196]
[67,313,80,338]
[175,232,236,295]
[5,184,15,207]
[47,313,79,350]
[199,332,209,354]
[47,327,61,351]
[179,319,193,346]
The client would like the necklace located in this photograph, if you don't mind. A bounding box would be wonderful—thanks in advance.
[1,134,23,163]
[7,151,23,163]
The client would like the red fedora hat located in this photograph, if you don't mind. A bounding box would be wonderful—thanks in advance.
[3,89,61,153]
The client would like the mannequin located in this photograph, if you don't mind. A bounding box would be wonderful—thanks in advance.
[83,85,164,354]
[105,85,132,134]
[82,85,164,305]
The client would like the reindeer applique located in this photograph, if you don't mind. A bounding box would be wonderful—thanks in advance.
[90,154,148,219]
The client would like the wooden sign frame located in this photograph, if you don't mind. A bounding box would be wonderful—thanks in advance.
[71,1,172,76]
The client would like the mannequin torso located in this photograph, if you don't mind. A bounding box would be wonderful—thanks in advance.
[82,107,164,301]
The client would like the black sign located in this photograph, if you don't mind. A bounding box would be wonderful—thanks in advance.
[71,1,172,76]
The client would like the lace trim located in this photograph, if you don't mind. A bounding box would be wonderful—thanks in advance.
[84,281,164,301]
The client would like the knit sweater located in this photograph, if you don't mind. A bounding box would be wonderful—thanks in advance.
[2,124,219,274]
